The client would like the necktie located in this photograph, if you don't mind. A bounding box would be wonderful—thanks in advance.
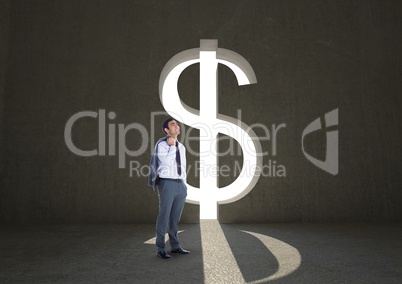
[175,141,182,176]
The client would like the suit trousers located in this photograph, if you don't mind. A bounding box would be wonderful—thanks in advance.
[155,178,187,252]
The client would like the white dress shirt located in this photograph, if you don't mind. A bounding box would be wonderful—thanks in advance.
[156,140,186,181]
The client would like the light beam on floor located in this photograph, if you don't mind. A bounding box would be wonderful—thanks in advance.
[144,222,301,283]
[200,220,244,283]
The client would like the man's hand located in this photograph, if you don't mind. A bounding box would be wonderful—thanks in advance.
[167,137,176,146]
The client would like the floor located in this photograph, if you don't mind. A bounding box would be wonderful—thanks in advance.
[0,221,401,283]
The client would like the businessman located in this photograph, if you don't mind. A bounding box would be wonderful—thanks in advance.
[148,117,189,259]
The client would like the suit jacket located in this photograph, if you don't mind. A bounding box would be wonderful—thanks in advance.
[148,136,169,190]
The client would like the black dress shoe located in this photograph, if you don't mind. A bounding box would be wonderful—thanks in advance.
[171,247,190,254]
[156,251,171,259]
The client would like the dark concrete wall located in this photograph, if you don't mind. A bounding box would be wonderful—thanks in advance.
[0,0,401,224]
[0,0,11,196]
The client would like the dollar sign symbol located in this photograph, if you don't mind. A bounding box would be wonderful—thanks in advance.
[159,40,262,219]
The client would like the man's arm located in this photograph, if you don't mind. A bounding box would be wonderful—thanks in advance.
[156,141,177,165]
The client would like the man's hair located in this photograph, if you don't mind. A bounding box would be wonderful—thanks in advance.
[162,117,176,134]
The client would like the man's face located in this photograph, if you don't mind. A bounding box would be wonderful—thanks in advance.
[165,120,180,136]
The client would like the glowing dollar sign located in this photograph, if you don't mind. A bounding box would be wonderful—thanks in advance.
[159,39,262,219]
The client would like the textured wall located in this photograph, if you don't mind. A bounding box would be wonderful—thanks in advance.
[0,0,11,194]
[0,0,401,224]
